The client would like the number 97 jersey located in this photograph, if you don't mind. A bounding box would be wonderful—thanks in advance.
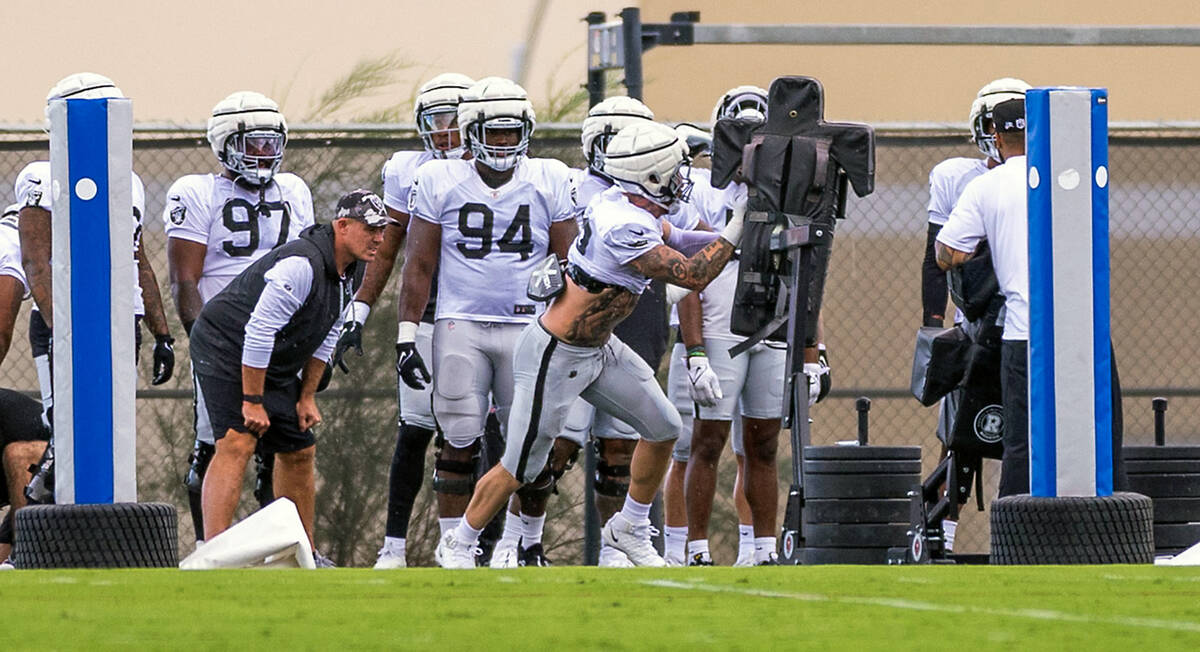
[162,172,314,303]
[408,158,575,323]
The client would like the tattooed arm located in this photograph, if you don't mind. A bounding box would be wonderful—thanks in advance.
[933,240,973,271]
[628,239,735,291]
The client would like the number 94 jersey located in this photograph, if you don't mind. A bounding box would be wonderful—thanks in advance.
[162,172,314,303]
[408,158,574,323]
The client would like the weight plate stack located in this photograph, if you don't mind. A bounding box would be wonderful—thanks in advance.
[1124,445,1200,556]
[801,445,922,565]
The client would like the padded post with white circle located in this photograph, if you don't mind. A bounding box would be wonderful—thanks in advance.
[1025,87,1111,498]
[48,97,136,504]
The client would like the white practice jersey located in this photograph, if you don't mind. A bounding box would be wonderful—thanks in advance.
[382,150,436,213]
[0,204,28,294]
[573,167,700,231]
[568,186,664,295]
[927,157,989,226]
[15,161,146,315]
[163,173,314,303]
[408,157,574,322]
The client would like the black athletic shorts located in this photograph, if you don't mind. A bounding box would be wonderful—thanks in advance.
[195,374,316,455]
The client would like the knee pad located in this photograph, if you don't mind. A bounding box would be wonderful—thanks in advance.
[433,441,478,496]
[184,441,216,494]
[593,440,632,498]
[515,466,557,503]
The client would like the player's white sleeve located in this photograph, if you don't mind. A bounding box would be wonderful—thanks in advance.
[407,163,441,225]
[604,221,666,264]
[162,176,212,244]
[936,177,987,253]
[546,160,577,223]
[292,176,315,228]
[382,154,418,213]
[242,256,313,369]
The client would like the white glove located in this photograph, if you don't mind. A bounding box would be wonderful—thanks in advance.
[686,354,723,407]
[664,283,692,306]
[720,183,748,246]
[804,362,830,407]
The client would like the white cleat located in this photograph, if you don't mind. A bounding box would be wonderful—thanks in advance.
[0,557,14,571]
[733,551,756,567]
[598,545,636,568]
[373,544,407,569]
[601,513,667,567]
[663,551,687,567]
[490,539,520,569]
[435,532,478,569]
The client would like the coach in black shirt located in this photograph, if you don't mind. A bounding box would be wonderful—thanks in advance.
[192,190,387,549]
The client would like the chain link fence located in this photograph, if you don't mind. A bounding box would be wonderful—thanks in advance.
[3,126,1199,565]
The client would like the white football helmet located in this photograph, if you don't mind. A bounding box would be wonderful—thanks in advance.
[207,91,288,186]
[457,77,536,172]
[969,78,1031,161]
[710,85,769,126]
[414,73,475,159]
[581,96,655,175]
[603,121,693,208]
[44,72,124,130]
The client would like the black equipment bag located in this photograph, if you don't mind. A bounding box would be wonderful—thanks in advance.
[910,325,972,406]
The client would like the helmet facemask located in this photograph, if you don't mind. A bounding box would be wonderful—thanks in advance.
[972,113,1001,161]
[468,116,531,172]
[616,156,694,210]
[222,128,286,186]
[418,106,465,159]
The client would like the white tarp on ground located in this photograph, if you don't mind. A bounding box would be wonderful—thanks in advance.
[1154,538,1200,566]
[180,498,315,569]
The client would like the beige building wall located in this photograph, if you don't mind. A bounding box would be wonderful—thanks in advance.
[640,0,1200,123]
[0,0,630,124]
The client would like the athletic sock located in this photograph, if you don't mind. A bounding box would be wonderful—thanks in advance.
[942,519,957,553]
[438,517,461,538]
[498,510,523,547]
[452,519,483,549]
[519,513,545,549]
[383,536,406,555]
[687,539,710,558]
[753,536,777,563]
[664,526,688,560]
[620,495,652,523]
[737,523,755,559]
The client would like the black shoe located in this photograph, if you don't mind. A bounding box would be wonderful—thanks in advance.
[518,543,553,567]
[757,553,779,566]
[688,552,714,566]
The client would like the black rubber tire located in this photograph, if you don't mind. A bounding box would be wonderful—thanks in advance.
[802,546,891,565]
[803,523,910,547]
[803,460,923,475]
[990,492,1154,565]
[14,502,178,569]
[804,473,920,499]
[1152,497,1200,523]
[805,446,922,461]
[1123,446,1200,461]
[803,498,912,524]
[1126,474,1200,498]
[1125,460,1200,474]
[1154,523,1200,550]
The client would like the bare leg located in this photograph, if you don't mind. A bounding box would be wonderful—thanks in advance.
[463,465,521,530]
[627,438,675,505]
[595,439,636,522]
[2,441,47,560]
[741,417,782,536]
[436,441,477,518]
[733,454,752,525]
[664,459,688,528]
[274,444,317,548]
[684,419,731,541]
[201,430,256,541]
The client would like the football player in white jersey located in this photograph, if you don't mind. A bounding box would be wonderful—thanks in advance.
[328,72,476,569]
[165,91,314,542]
[16,73,175,504]
[436,120,747,568]
[397,77,577,568]
[923,77,1028,550]
[923,78,1031,327]
[0,205,26,370]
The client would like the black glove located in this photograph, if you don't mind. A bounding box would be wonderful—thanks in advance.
[152,334,175,385]
[396,342,431,390]
[331,321,363,374]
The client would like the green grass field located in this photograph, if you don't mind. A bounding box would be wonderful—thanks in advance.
[5,565,1200,650]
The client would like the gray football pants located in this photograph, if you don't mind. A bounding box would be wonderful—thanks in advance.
[500,321,681,484]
